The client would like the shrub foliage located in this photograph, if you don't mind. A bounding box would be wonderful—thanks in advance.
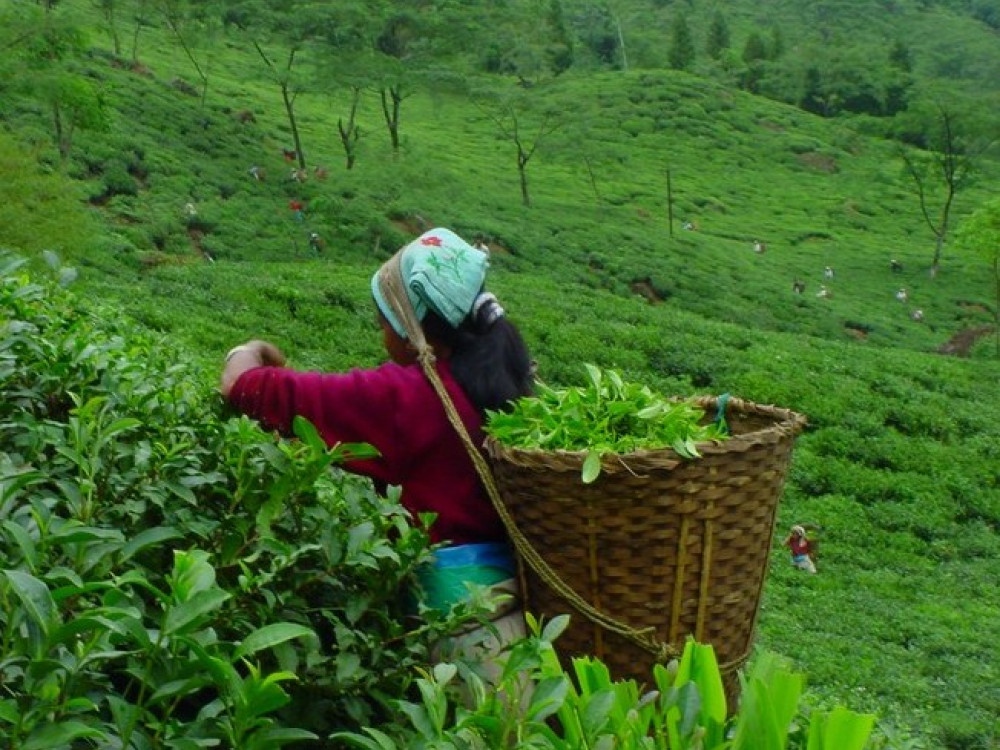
[0,254,462,746]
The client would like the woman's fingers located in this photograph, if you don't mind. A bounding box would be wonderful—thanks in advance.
[255,340,287,367]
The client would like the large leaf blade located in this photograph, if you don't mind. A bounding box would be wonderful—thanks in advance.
[234,622,317,661]
[3,569,58,635]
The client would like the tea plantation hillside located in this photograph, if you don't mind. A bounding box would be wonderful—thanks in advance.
[1,1,999,747]
[1,2,997,358]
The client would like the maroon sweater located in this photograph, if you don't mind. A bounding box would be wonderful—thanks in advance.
[228,360,503,546]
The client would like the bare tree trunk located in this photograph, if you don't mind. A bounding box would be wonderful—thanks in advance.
[994,257,1000,357]
[901,146,955,275]
[130,0,145,64]
[485,102,561,209]
[162,6,210,107]
[52,101,65,159]
[932,191,955,271]
[281,82,306,170]
[583,153,601,205]
[252,40,306,170]
[338,86,362,170]
[613,11,628,71]
[901,104,988,273]
[517,148,530,207]
[666,168,674,237]
[52,101,74,161]
[100,0,122,57]
[380,85,402,157]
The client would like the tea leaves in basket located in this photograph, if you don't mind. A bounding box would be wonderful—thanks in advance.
[485,364,729,482]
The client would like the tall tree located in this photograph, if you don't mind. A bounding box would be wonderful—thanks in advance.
[800,66,830,116]
[6,4,108,161]
[479,0,575,82]
[888,38,912,73]
[221,0,327,170]
[899,101,994,272]
[309,3,374,169]
[370,2,463,157]
[373,11,416,158]
[369,1,478,157]
[739,31,768,92]
[92,0,123,56]
[128,0,150,65]
[741,31,767,64]
[705,10,730,61]
[158,0,219,105]
[667,13,694,71]
[571,3,617,67]
[767,26,785,60]
[337,84,362,170]
[606,0,630,72]
[545,0,574,76]
[885,39,914,115]
[954,198,1000,356]
[481,90,562,208]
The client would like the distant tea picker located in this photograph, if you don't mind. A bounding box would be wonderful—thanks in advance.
[784,524,819,574]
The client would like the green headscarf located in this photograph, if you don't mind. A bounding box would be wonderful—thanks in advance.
[372,228,490,340]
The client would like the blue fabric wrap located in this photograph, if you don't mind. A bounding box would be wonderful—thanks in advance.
[431,542,516,573]
[414,542,517,612]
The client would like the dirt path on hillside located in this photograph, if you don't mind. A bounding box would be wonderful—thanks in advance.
[937,325,995,357]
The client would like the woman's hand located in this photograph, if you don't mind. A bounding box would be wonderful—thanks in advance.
[220,339,286,397]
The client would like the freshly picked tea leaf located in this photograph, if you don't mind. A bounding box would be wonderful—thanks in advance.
[486,365,729,482]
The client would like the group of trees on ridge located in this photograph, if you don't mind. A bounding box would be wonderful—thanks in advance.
[8,0,999,132]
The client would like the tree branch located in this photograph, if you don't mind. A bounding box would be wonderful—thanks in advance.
[900,147,940,238]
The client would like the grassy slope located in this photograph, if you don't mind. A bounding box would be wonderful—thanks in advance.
[2,2,999,746]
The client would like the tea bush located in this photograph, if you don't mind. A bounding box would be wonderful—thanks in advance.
[334,619,878,750]
[0,255,476,746]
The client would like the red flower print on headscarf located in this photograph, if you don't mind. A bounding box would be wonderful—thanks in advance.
[421,235,442,247]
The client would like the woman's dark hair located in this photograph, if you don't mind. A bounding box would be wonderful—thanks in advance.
[422,298,534,415]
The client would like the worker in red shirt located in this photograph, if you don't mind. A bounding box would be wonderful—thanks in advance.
[220,227,535,690]
[784,524,817,574]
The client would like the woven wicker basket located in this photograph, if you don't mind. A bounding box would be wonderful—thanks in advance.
[483,395,806,706]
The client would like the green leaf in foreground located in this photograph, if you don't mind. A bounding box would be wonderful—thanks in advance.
[3,569,58,635]
[234,622,318,661]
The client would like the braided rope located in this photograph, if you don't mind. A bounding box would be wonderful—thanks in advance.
[375,251,676,661]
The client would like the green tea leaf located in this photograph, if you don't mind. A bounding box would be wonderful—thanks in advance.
[527,676,571,722]
[807,706,876,750]
[120,526,183,562]
[2,520,39,570]
[329,727,398,750]
[582,450,603,483]
[292,415,326,452]
[432,662,458,686]
[22,721,107,750]
[235,623,317,661]
[164,588,231,635]
[3,569,58,635]
[0,698,19,724]
[541,613,571,643]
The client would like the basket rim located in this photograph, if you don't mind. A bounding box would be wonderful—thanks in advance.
[483,394,807,473]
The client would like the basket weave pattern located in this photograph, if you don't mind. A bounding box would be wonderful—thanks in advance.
[484,396,806,696]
